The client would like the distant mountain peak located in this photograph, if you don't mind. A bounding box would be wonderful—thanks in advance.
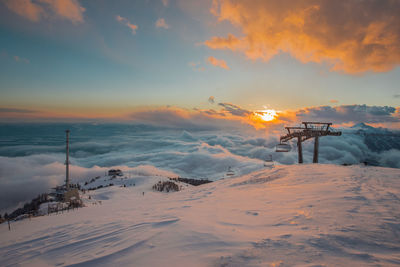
[351,122,375,129]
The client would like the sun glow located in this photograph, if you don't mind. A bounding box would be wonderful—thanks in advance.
[256,109,277,122]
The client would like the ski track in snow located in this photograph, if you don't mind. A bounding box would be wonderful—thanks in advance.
[1,164,400,266]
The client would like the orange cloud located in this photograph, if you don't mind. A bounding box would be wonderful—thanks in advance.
[207,56,229,69]
[3,0,44,21]
[39,0,85,24]
[3,0,85,23]
[1,102,397,130]
[204,34,241,50]
[116,15,138,34]
[14,55,30,64]
[155,18,170,29]
[189,62,205,71]
[205,0,400,74]
[162,0,169,7]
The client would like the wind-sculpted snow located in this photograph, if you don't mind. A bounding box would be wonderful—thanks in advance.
[230,168,287,187]
[0,123,399,213]
[0,165,399,266]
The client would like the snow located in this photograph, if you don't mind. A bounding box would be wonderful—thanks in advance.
[1,164,400,266]
[37,202,67,216]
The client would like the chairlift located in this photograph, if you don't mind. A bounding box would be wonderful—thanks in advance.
[226,166,235,177]
[264,154,274,168]
[275,142,291,152]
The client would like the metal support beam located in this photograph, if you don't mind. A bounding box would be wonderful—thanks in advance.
[313,136,319,163]
[65,130,70,191]
[278,122,341,164]
[297,136,303,164]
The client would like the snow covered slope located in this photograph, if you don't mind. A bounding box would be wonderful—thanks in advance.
[1,164,400,266]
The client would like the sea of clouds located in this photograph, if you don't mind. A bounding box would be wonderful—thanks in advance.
[0,122,399,214]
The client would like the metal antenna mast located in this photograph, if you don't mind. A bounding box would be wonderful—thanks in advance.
[65,129,70,191]
[276,122,342,164]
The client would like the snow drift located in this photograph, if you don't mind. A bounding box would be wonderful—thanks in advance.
[1,164,399,266]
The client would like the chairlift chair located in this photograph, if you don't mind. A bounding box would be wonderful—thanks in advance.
[264,154,274,167]
[275,142,291,152]
[226,166,235,177]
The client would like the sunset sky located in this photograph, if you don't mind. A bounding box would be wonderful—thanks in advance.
[0,0,399,126]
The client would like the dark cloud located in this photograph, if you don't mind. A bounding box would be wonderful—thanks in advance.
[0,107,37,113]
[218,102,251,116]
[208,96,215,104]
[201,109,226,117]
[296,105,399,124]
[129,106,253,131]
[131,109,211,130]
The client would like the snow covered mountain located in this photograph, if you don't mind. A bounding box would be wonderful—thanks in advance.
[1,164,399,266]
[346,123,400,152]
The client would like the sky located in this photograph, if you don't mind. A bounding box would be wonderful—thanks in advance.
[0,0,399,127]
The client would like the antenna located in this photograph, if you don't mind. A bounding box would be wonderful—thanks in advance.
[65,129,70,191]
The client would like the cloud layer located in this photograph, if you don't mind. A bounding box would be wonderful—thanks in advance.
[1,121,399,214]
[3,0,85,23]
[293,105,399,124]
[0,103,399,214]
[116,15,138,34]
[205,0,400,73]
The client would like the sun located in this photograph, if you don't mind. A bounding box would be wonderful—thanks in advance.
[256,109,277,122]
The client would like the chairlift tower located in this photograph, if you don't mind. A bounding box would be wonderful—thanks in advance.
[276,122,341,164]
